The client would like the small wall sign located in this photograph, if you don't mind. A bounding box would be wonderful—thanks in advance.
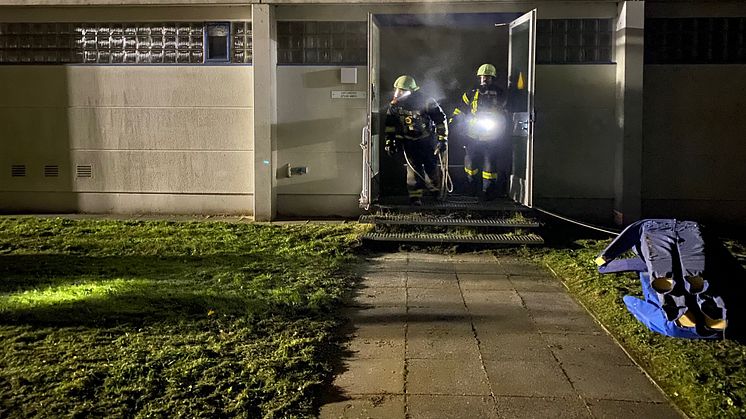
[331,90,367,99]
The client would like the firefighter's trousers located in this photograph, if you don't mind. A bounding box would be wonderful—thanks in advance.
[402,138,440,199]
[463,139,505,198]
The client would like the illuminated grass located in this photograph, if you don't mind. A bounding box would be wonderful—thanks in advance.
[2,278,146,308]
[0,217,366,418]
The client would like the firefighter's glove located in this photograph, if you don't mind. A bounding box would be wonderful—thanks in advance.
[385,137,400,156]
[434,138,447,155]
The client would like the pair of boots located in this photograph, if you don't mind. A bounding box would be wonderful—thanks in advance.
[465,177,501,202]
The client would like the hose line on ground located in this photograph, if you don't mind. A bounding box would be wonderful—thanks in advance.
[532,206,620,235]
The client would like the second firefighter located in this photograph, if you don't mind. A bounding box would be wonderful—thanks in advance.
[384,75,448,205]
[451,63,510,201]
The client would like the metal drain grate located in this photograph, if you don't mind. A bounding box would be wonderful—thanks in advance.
[360,214,540,228]
[363,232,544,245]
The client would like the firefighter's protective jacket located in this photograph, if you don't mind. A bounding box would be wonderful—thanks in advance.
[385,92,448,145]
[451,87,509,141]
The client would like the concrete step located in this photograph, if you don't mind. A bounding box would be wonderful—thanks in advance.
[360,214,540,228]
[362,232,544,245]
[374,196,530,213]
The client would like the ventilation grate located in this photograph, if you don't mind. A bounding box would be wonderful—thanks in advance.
[11,165,26,177]
[76,165,92,178]
[44,165,59,177]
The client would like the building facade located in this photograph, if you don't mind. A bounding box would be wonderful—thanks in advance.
[0,0,744,226]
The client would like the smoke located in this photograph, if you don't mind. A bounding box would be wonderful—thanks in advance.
[379,14,509,110]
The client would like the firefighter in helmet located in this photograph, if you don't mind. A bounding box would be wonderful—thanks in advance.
[384,75,448,205]
[451,63,510,200]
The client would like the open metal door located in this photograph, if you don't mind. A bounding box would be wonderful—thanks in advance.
[360,14,381,209]
[507,9,537,207]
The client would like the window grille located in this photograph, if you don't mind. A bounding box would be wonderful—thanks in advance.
[0,22,251,65]
[277,21,366,65]
[537,19,613,64]
[646,17,746,64]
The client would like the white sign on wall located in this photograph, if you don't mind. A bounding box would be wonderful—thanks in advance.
[331,90,367,99]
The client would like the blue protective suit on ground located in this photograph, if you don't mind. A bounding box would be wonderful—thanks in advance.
[596,219,726,339]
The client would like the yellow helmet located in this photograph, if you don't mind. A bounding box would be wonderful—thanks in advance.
[393,75,420,91]
[476,64,497,77]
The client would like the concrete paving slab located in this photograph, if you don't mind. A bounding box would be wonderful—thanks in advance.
[510,276,565,292]
[406,261,457,273]
[531,312,604,335]
[495,261,552,277]
[351,287,406,308]
[519,291,588,314]
[407,252,454,262]
[333,358,405,395]
[319,395,406,419]
[544,333,635,368]
[586,399,683,418]
[495,396,592,419]
[562,364,667,402]
[407,322,480,360]
[359,271,407,288]
[407,306,470,324]
[344,324,405,360]
[407,271,459,289]
[408,287,464,308]
[341,306,406,326]
[407,358,491,396]
[454,262,504,274]
[362,260,408,273]
[451,252,499,263]
[457,273,514,290]
[477,332,556,363]
[462,289,524,309]
[472,308,539,334]
[484,360,576,397]
[407,395,498,419]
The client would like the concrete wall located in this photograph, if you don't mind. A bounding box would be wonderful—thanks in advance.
[533,64,617,222]
[0,6,254,214]
[642,2,746,226]
[642,66,746,225]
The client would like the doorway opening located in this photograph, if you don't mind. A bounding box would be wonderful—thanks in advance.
[360,11,536,209]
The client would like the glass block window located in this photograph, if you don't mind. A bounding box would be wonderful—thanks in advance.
[277,21,366,65]
[537,19,613,64]
[645,18,746,64]
[0,22,251,65]
[232,22,252,63]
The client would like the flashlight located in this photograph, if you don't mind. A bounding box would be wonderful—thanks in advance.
[477,117,497,131]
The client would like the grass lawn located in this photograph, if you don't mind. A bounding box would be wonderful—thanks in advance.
[529,237,746,419]
[0,217,367,418]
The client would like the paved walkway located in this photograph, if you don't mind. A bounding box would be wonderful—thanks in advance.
[320,251,683,419]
